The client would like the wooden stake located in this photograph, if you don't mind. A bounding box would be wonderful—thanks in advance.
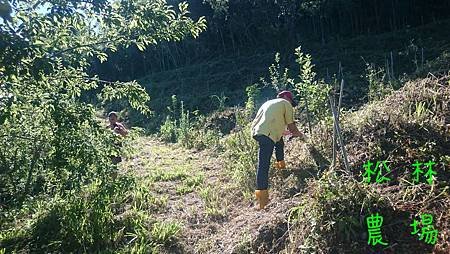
[329,95,350,172]
[332,122,337,167]
[331,89,337,167]
[338,79,344,119]
[421,47,424,69]
[332,79,344,167]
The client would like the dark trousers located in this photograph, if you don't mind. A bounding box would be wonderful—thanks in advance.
[253,135,284,190]
[275,138,284,162]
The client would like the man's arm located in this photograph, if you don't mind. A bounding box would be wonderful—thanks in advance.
[284,102,304,138]
[287,123,305,139]
[115,123,129,137]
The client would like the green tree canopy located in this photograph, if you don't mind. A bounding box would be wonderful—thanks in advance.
[0,0,206,205]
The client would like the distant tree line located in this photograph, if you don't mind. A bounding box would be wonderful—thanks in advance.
[92,0,450,82]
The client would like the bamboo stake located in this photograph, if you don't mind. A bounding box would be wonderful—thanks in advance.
[338,79,344,119]
[332,119,337,167]
[329,95,350,172]
[331,86,337,167]
[421,47,424,69]
[332,78,345,167]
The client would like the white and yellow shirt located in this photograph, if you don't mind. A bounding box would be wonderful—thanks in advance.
[251,98,294,143]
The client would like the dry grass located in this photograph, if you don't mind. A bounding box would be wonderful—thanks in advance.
[282,75,450,253]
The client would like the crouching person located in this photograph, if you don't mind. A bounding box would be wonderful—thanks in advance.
[107,111,128,164]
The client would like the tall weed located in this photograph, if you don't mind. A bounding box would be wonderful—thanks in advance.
[159,95,221,150]
[363,62,394,102]
[223,86,260,197]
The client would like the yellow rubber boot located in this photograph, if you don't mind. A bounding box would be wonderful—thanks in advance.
[255,190,269,209]
[274,160,286,170]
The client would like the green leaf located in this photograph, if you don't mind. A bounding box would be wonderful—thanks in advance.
[136,42,146,51]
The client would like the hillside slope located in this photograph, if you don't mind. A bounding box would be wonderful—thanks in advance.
[121,74,449,253]
[135,19,450,129]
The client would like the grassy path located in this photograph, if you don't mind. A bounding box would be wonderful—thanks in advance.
[121,136,299,253]
[122,137,224,253]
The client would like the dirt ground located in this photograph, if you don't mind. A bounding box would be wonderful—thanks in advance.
[121,138,306,254]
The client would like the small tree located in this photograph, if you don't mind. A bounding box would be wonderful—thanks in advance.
[261,52,295,92]
[0,0,206,205]
[294,46,331,125]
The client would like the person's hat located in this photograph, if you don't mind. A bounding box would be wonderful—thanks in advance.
[277,90,298,107]
[108,111,118,117]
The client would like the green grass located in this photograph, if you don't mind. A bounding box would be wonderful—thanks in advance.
[128,183,168,211]
[176,173,205,195]
[199,185,227,218]
[0,177,161,253]
[148,165,190,182]
[151,221,182,245]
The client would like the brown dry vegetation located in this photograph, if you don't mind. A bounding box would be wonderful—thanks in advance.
[281,74,450,253]
[121,75,449,253]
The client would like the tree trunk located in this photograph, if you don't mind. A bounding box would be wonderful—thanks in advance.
[392,0,397,31]
[374,1,380,32]
[320,16,325,45]
[24,145,40,197]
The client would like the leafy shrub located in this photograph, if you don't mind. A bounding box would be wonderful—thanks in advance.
[160,115,178,143]
[257,47,331,125]
[0,0,206,204]
[0,1,206,252]
[294,46,331,123]
[260,52,294,92]
[243,83,261,120]
[0,100,120,206]
[363,62,394,102]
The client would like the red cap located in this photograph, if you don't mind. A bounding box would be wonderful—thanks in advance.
[277,90,297,107]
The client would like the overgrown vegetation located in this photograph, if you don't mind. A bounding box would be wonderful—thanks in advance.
[282,75,450,253]
[0,0,205,252]
[1,0,449,253]
[287,172,386,253]
[159,95,222,150]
